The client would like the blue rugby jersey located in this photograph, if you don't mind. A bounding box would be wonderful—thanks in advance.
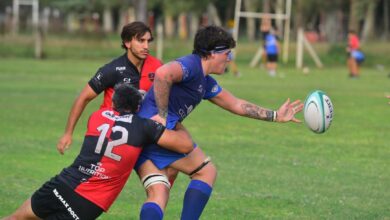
[135,54,223,169]
[138,54,222,129]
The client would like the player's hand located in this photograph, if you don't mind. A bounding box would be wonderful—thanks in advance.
[275,98,304,123]
[57,134,72,155]
[151,114,167,126]
[386,95,390,104]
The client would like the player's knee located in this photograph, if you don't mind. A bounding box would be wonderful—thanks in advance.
[142,175,171,210]
[146,184,170,200]
[142,173,171,196]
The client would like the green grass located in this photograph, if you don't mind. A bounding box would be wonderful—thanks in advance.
[0,52,390,218]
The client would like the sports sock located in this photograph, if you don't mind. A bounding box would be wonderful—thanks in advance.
[180,179,212,220]
[140,202,163,220]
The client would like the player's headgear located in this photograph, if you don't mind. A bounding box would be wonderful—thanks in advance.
[192,25,236,58]
[121,21,153,49]
[112,83,142,113]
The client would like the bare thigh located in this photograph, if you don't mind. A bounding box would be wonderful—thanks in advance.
[170,147,217,186]
[5,198,40,220]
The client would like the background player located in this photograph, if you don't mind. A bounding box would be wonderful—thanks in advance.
[3,83,193,220]
[135,25,304,220]
[57,21,162,154]
[346,30,363,78]
[263,28,280,77]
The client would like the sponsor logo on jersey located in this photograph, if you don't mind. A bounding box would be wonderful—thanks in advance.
[178,104,194,119]
[102,110,134,123]
[78,162,110,180]
[96,72,103,80]
[116,66,126,71]
[211,85,219,93]
[123,78,131,83]
[148,72,155,81]
[198,85,203,93]
[53,188,80,220]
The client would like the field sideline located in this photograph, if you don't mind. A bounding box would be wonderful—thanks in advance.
[0,57,389,219]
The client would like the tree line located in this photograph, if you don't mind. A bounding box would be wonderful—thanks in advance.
[0,0,388,42]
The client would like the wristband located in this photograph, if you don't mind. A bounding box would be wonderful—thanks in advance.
[273,111,277,122]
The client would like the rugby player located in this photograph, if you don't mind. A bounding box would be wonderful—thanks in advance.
[3,83,193,220]
[346,30,363,78]
[135,25,304,220]
[263,28,280,77]
[57,21,162,154]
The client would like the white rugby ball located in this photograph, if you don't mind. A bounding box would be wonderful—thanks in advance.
[304,90,334,133]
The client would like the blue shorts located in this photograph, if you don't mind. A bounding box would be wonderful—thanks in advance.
[135,143,198,170]
[134,116,197,170]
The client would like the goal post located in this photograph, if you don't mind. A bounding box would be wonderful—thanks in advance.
[12,0,43,59]
[233,0,292,65]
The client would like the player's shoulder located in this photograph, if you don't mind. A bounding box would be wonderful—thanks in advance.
[176,54,201,69]
[92,107,114,118]
[145,55,163,65]
[100,54,128,73]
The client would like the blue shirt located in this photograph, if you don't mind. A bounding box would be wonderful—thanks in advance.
[265,34,278,55]
[138,54,222,129]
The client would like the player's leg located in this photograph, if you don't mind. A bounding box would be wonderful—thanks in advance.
[137,160,170,220]
[3,198,40,220]
[354,58,360,76]
[170,147,217,220]
[351,58,358,77]
[267,54,277,77]
[166,166,179,186]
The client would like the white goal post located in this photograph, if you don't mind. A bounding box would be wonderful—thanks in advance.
[233,0,292,65]
[12,0,43,59]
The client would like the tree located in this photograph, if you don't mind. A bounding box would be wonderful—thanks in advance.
[361,0,379,42]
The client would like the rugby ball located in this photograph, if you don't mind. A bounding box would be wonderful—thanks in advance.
[304,90,334,133]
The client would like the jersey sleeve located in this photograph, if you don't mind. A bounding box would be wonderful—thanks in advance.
[175,60,191,82]
[203,75,222,99]
[141,118,166,145]
[88,65,117,95]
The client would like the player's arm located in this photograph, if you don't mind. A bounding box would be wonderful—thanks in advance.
[156,123,193,154]
[153,62,183,124]
[209,89,303,123]
[57,84,97,154]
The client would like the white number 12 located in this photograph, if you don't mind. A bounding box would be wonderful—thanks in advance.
[95,123,128,161]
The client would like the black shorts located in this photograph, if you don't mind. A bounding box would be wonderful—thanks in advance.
[31,176,103,220]
[267,54,278,62]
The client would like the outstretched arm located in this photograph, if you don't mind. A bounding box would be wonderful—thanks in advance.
[57,84,97,154]
[153,62,183,125]
[387,95,390,104]
[209,89,303,123]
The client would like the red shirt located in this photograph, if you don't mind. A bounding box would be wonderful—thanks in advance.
[348,34,360,50]
[58,108,165,211]
[88,54,163,109]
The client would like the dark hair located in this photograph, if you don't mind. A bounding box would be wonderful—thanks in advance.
[112,83,142,113]
[192,25,236,58]
[121,21,153,49]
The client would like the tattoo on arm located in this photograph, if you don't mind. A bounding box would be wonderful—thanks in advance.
[241,103,274,121]
[154,73,174,119]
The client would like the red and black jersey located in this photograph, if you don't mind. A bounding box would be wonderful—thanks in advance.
[57,108,165,211]
[88,54,162,109]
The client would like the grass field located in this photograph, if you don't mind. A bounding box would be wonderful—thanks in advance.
[0,38,390,219]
